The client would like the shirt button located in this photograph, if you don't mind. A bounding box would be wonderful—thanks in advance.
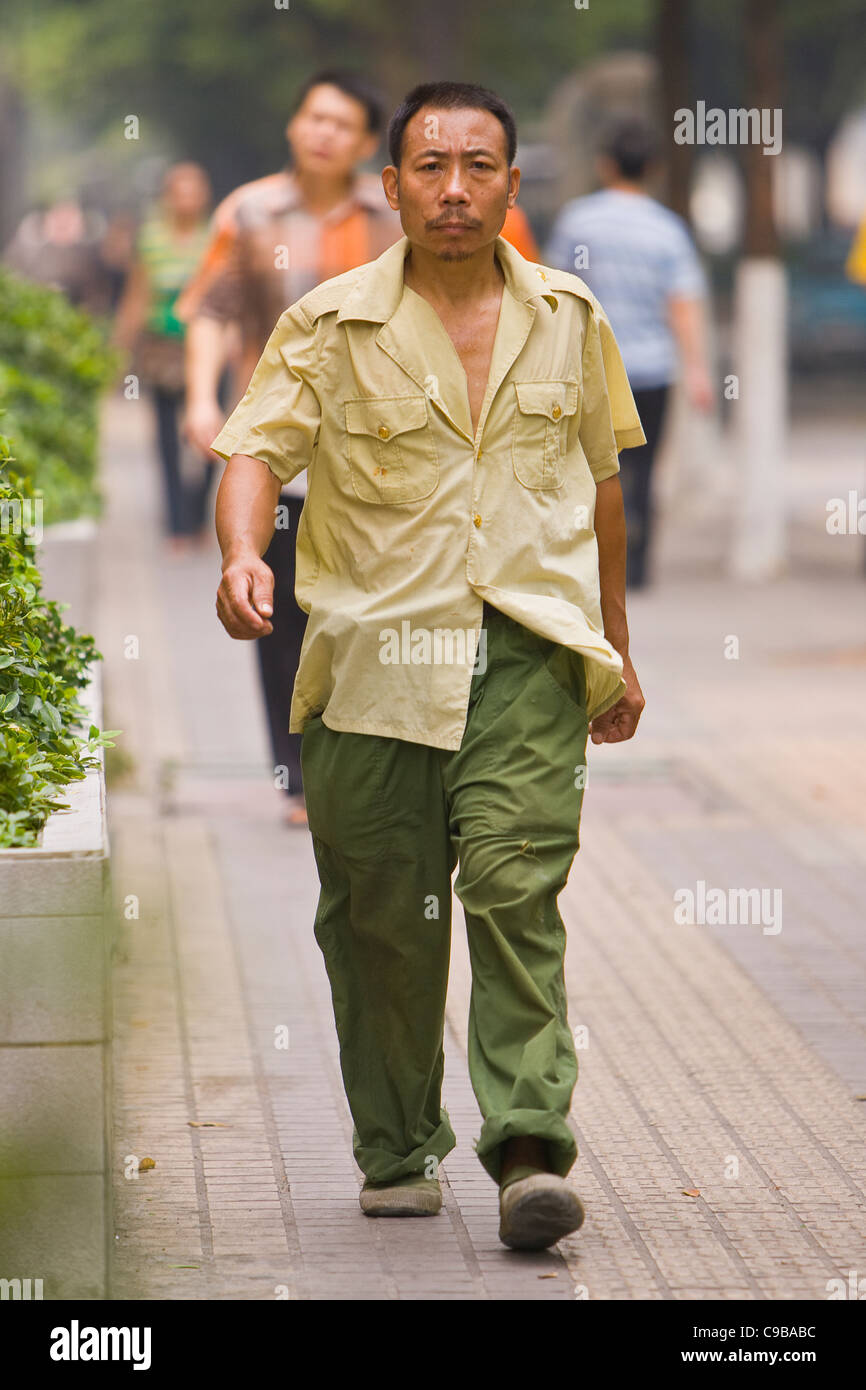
[473,513,482,528]
[378,425,390,439]
[552,404,562,420]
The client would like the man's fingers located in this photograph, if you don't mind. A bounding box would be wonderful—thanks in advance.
[216,591,273,640]
[590,701,643,744]
[218,566,275,638]
[251,575,274,618]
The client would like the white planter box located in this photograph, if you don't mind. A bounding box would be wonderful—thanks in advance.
[0,664,112,1300]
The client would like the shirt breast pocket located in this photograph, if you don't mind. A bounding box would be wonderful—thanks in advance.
[512,381,580,490]
[344,396,439,504]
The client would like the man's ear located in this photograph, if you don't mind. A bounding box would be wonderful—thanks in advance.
[506,166,521,207]
[381,165,400,210]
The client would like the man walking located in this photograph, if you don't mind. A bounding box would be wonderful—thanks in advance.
[211,81,646,1250]
[183,71,402,823]
[547,117,712,587]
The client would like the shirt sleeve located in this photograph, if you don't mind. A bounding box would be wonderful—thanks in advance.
[666,218,708,298]
[195,261,244,324]
[174,218,237,324]
[578,295,647,482]
[209,303,322,488]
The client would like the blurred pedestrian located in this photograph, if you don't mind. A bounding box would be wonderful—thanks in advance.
[112,162,213,553]
[3,196,112,315]
[181,71,402,826]
[546,117,713,587]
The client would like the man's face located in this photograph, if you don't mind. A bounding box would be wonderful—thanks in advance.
[164,165,211,219]
[382,106,520,261]
[287,84,378,178]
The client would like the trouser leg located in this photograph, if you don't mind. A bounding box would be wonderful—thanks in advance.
[300,715,457,1182]
[152,388,187,535]
[444,604,589,1184]
[186,458,215,533]
[620,384,669,588]
[256,506,307,795]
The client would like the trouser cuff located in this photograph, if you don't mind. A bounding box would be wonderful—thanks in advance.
[352,1109,457,1184]
[474,1109,578,1184]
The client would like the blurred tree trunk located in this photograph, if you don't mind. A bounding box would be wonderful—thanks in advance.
[743,0,781,256]
[0,80,27,249]
[657,0,692,217]
[730,0,787,580]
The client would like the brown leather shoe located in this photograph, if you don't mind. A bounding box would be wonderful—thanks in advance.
[499,1172,585,1249]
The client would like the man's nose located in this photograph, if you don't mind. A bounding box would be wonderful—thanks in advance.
[439,162,475,201]
[441,174,470,202]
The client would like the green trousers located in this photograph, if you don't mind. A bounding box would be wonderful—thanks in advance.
[300,601,589,1185]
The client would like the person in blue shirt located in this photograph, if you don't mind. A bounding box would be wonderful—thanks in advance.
[546,118,713,587]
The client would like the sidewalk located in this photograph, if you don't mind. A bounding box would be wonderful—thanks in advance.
[96,392,866,1300]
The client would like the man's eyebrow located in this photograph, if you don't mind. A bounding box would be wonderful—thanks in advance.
[411,146,498,159]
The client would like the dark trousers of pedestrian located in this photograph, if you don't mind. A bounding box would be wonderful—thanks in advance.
[151,387,215,536]
[619,384,670,588]
[257,500,307,798]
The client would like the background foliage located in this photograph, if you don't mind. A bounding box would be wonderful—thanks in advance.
[0,271,117,521]
[0,433,117,847]
[4,0,865,207]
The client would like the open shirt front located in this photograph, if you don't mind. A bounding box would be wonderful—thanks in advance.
[211,234,647,750]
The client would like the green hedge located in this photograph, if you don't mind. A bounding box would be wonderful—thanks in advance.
[0,434,117,848]
[0,270,118,522]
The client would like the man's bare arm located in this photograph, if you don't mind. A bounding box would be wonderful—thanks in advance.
[215,453,282,640]
[668,294,713,412]
[185,316,233,457]
[590,472,645,744]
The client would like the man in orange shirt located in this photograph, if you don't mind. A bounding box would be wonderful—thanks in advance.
[181,72,402,825]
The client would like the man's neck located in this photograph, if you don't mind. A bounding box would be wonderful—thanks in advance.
[605,178,646,196]
[292,166,356,216]
[403,242,504,308]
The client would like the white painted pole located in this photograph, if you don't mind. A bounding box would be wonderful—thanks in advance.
[729,256,788,579]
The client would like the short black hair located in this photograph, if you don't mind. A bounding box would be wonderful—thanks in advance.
[601,117,660,180]
[293,69,385,137]
[388,81,517,168]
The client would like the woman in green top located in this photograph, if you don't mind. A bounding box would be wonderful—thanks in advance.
[113,163,213,550]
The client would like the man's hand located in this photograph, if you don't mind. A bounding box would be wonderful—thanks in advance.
[589,656,645,744]
[184,397,226,460]
[684,361,714,414]
[216,549,275,639]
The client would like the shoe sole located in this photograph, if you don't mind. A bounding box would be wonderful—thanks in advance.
[359,1188,442,1217]
[499,1177,585,1250]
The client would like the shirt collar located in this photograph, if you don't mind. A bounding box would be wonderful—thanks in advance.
[280,167,387,217]
[335,233,557,324]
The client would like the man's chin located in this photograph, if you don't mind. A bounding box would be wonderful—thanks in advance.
[437,249,475,262]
